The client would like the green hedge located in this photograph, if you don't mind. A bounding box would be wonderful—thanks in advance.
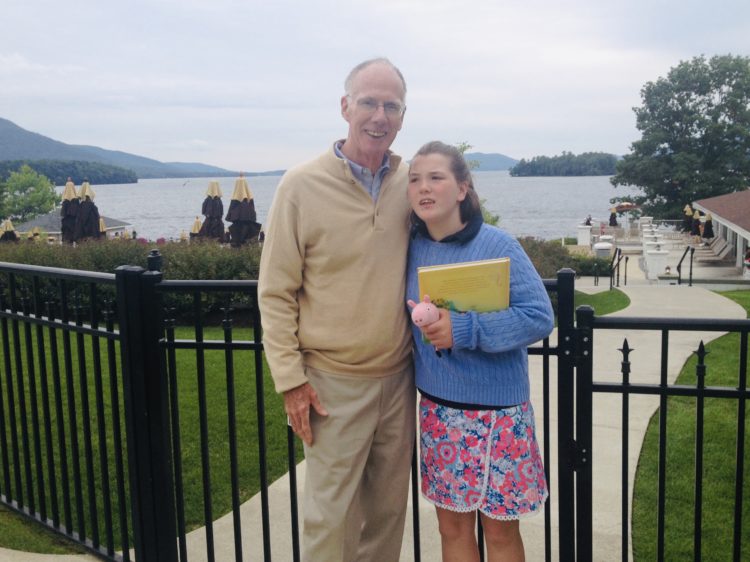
[0,236,610,282]
[517,237,610,278]
[0,238,262,280]
[0,239,263,320]
[0,236,609,284]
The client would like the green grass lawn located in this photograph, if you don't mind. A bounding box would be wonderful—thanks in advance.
[632,290,750,561]
[574,288,631,316]
[0,503,87,553]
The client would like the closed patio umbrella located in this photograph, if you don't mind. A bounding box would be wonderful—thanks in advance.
[608,207,618,227]
[691,210,702,237]
[197,181,225,240]
[0,219,19,242]
[683,206,693,232]
[225,174,261,247]
[73,180,101,241]
[60,177,79,243]
[702,213,715,241]
[190,216,202,239]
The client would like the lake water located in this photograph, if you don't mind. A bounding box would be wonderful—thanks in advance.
[57,171,641,241]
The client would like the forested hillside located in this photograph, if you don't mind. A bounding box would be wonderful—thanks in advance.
[464,152,518,171]
[0,160,137,185]
[0,117,239,179]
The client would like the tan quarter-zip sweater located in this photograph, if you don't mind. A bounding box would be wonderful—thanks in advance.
[258,144,412,393]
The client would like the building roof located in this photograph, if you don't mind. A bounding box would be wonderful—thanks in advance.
[14,209,131,234]
[694,190,750,235]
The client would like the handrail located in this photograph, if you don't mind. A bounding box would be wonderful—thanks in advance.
[609,248,623,289]
[676,246,695,286]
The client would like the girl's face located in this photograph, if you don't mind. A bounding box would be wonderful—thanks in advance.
[408,153,468,240]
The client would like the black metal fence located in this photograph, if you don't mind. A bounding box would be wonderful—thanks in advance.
[0,262,129,559]
[574,308,749,561]
[1,256,747,561]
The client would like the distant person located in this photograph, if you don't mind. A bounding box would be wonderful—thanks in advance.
[406,141,554,561]
[259,58,413,562]
[584,214,592,226]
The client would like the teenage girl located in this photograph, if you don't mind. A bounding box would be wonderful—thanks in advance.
[406,141,554,562]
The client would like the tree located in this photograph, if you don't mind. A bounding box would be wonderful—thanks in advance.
[510,151,617,176]
[611,54,750,219]
[1,164,58,222]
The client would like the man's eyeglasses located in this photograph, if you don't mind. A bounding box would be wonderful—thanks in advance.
[352,97,406,117]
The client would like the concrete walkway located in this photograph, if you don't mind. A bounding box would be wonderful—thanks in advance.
[4,247,748,561]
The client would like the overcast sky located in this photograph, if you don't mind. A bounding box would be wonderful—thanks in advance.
[3,0,749,172]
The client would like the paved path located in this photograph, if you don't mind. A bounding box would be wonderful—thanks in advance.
[4,247,747,561]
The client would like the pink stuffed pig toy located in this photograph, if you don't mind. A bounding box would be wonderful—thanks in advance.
[408,295,440,328]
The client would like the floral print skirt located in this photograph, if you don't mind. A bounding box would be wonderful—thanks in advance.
[419,395,548,520]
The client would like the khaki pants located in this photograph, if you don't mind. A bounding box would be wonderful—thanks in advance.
[302,366,415,562]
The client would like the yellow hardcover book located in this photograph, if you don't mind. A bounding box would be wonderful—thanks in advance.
[417,257,510,313]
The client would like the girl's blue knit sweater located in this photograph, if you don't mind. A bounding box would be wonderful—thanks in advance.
[407,222,554,407]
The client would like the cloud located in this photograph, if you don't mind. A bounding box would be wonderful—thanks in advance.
[2,0,749,170]
[0,53,85,76]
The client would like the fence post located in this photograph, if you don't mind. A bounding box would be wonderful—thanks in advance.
[575,305,594,562]
[116,265,177,562]
[147,249,163,272]
[555,268,577,561]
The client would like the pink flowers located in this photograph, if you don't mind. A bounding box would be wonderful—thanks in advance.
[464,490,481,506]
[437,442,457,464]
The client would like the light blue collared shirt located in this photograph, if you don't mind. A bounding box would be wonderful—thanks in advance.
[334,141,391,202]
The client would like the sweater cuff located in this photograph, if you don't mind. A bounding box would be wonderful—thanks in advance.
[273,370,310,394]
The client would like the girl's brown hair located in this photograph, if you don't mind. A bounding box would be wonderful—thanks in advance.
[409,141,482,226]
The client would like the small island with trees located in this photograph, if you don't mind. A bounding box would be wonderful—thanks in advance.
[509,151,618,177]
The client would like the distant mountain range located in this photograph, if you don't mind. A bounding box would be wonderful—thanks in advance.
[0,117,517,177]
[0,118,282,179]
[464,152,518,171]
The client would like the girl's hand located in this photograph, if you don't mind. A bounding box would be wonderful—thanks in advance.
[421,308,453,351]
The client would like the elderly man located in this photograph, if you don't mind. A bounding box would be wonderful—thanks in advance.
[258,58,414,561]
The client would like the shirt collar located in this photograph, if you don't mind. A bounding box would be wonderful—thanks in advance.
[411,212,484,244]
[334,140,391,177]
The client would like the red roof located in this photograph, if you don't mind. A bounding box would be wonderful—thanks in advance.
[694,190,750,233]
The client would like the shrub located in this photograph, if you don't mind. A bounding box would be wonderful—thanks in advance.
[518,237,572,278]
[0,236,608,283]
[0,239,263,321]
[569,254,612,277]
[0,238,262,280]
